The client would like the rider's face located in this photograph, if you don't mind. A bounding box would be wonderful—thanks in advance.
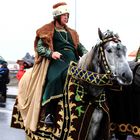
[60,13,69,26]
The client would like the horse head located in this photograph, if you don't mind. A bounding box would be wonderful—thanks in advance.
[79,28,133,86]
[97,28,133,85]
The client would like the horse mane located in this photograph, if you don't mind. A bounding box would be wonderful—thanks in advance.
[78,47,94,70]
[78,45,101,73]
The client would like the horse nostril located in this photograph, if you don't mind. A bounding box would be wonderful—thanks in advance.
[122,73,125,77]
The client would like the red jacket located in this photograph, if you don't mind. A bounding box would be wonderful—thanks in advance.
[16,66,26,80]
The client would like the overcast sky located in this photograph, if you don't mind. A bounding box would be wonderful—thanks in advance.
[0,0,140,61]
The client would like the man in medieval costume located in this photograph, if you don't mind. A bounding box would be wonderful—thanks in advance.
[11,1,87,133]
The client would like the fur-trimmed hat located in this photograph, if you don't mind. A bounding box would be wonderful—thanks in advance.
[52,2,69,17]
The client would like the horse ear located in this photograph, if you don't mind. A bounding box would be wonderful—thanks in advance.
[98,28,103,40]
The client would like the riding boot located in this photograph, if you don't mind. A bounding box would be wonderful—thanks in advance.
[44,114,54,125]
[44,100,58,126]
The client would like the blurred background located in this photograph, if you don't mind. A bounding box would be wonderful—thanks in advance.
[0,0,140,62]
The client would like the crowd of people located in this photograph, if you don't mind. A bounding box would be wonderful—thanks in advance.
[0,53,34,103]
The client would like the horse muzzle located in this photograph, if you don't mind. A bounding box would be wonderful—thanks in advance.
[110,71,133,85]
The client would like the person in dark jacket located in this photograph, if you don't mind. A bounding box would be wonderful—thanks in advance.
[34,2,88,126]
[0,59,10,103]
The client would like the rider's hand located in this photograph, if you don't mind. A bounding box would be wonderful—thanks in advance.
[51,51,62,60]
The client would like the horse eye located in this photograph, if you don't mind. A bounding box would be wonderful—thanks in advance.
[107,49,112,53]
[117,47,120,51]
[117,44,121,50]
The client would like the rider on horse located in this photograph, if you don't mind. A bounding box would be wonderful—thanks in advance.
[34,2,88,126]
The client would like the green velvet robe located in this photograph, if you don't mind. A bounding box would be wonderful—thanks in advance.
[36,22,88,115]
[42,29,79,105]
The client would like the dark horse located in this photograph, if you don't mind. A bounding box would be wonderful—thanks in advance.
[11,28,133,140]
[107,47,140,140]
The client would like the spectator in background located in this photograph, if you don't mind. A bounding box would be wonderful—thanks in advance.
[16,53,34,81]
[0,56,10,103]
[16,65,25,81]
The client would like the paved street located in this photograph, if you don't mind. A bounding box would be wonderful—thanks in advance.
[0,87,26,140]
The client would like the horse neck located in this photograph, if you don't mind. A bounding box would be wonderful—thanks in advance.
[78,47,103,73]
[78,48,105,96]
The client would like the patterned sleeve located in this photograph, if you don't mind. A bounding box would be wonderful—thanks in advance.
[36,39,52,59]
[77,43,88,57]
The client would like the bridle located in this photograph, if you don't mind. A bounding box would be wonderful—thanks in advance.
[96,36,121,80]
